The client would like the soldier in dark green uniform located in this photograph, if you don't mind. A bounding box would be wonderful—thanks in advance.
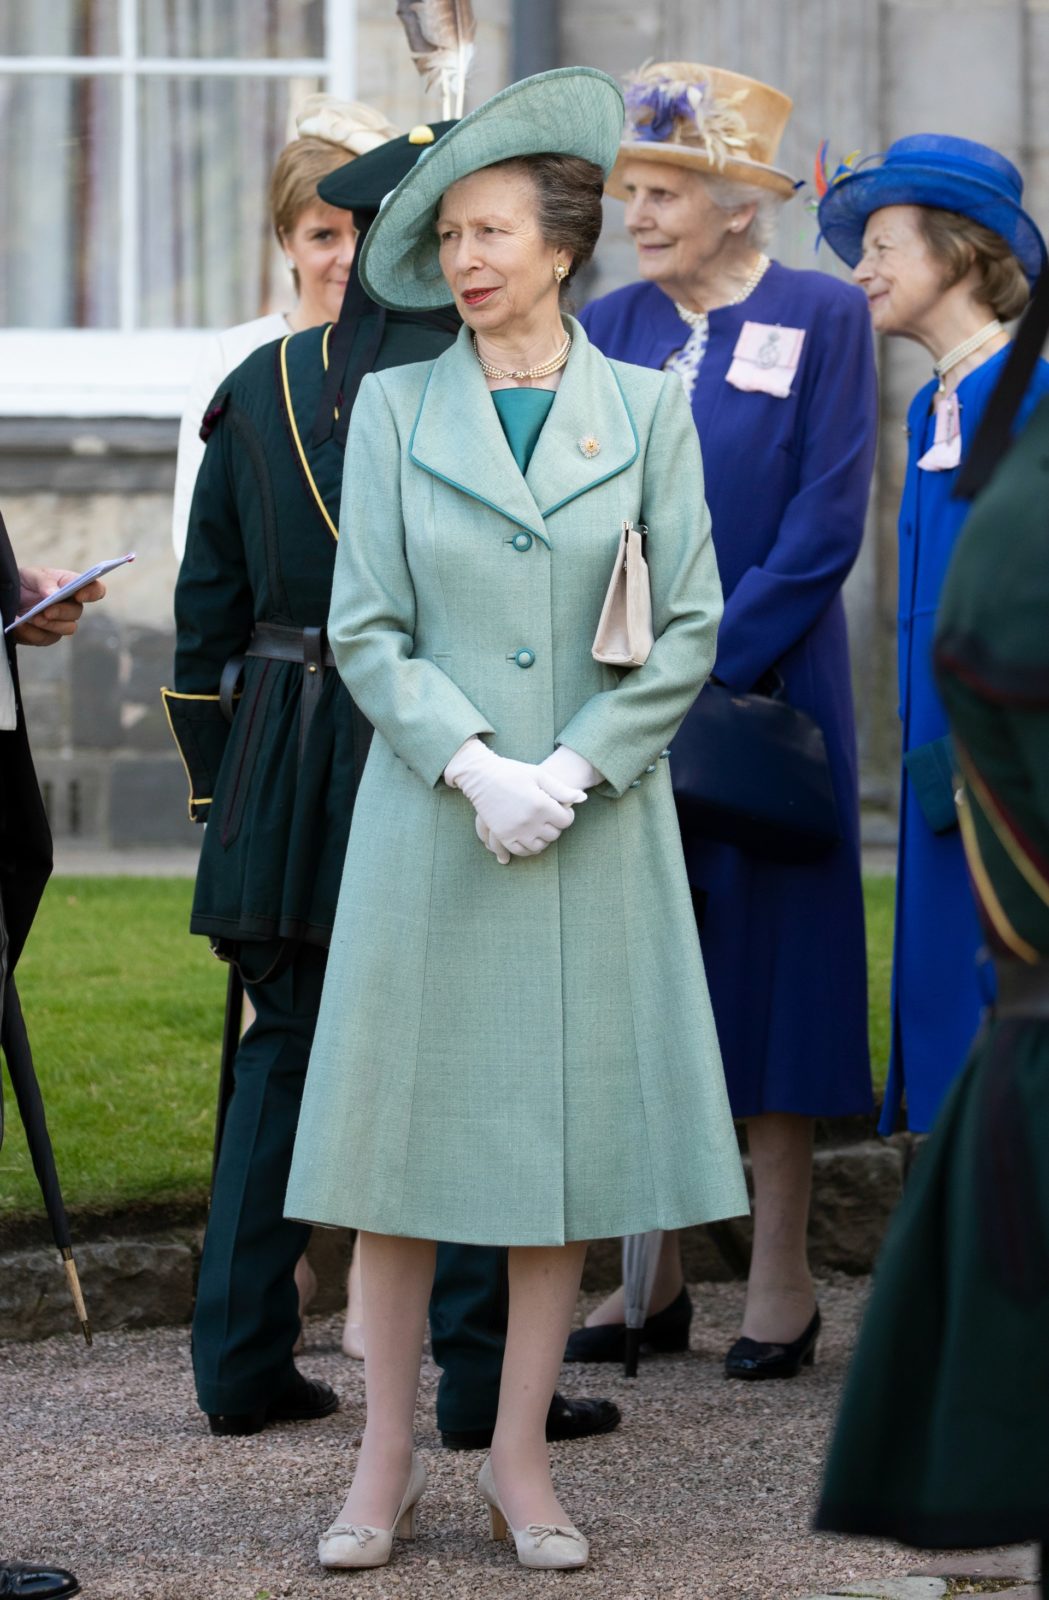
[164,126,619,1448]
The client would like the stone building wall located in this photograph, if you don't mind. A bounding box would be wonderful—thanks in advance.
[3,0,1045,847]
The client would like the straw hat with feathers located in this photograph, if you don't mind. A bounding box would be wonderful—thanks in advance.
[608,62,799,201]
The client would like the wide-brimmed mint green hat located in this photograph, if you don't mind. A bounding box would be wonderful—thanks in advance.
[358,66,625,311]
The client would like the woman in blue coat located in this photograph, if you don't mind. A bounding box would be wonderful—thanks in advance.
[569,61,877,1378]
[819,135,1049,1135]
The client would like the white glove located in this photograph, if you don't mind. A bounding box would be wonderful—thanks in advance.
[444,737,586,859]
[474,745,601,864]
[537,744,604,793]
[475,811,511,866]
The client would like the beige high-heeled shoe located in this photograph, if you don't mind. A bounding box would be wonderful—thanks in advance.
[318,1453,427,1570]
[478,1457,588,1570]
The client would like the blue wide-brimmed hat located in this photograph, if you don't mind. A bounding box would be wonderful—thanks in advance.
[818,133,1046,285]
[358,66,625,311]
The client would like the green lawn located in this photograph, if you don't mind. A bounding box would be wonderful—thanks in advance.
[0,874,896,1223]
[0,878,225,1222]
[864,874,894,1106]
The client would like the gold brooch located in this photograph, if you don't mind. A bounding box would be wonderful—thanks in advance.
[578,435,601,458]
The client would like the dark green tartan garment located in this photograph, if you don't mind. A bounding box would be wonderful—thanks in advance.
[816,395,1049,1549]
[165,317,454,950]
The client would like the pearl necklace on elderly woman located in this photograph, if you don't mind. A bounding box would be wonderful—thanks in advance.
[934,319,1003,393]
[473,331,572,382]
[674,253,772,328]
[666,255,772,404]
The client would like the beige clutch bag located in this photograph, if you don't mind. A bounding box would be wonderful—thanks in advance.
[592,520,653,668]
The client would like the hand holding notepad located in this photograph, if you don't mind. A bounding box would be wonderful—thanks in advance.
[6,553,133,640]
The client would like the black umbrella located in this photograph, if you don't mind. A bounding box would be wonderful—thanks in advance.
[1,976,91,1344]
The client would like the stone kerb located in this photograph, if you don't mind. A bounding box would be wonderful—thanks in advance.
[0,1123,911,1343]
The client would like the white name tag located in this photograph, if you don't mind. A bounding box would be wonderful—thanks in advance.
[917,392,962,471]
[726,321,806,398]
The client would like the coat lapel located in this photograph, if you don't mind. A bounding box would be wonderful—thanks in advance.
[525,317,639,517]
[409,324,549,543]
[408,317,640,544]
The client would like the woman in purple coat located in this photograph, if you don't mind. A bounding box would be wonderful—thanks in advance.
[566,62,877,1376]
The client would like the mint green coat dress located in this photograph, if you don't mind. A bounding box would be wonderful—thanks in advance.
[285,318,749,1245]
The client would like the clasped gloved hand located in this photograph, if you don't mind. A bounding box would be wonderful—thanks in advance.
[444,737,587,864]
[474,745,607,862]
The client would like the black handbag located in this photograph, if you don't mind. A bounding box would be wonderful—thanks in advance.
[670,671,842,864]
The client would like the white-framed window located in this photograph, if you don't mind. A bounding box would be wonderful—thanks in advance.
[0,0,356,414]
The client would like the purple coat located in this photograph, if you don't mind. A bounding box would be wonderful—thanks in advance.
[581,265,877,1116]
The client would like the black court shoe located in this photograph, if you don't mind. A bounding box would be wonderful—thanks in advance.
[724,1306,821,1381]
[441,1391,620,1450]
[563,1285,693,1364]
[0,1562,80,1599]
[208,1368,339,1436]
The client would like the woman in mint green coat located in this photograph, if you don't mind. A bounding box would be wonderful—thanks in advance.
[285,69,747,1574]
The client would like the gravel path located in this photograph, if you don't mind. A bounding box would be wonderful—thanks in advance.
[0,1276,1019,1600]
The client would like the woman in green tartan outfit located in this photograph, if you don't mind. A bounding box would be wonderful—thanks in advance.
[816,283,1049,1569]
[285,69,747,1572]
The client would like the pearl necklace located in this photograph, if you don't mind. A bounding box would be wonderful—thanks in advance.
[934,319,1003,393]
[473,331,572,382]
[674,253,771,328]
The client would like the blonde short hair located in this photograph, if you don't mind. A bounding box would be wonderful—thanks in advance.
[269,136,357,243]
[917,208,1030,321]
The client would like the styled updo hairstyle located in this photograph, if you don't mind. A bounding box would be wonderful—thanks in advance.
[269,136,360,291]
[491,154,606,291]
[918,208,1030,321]
[704,173,785,253]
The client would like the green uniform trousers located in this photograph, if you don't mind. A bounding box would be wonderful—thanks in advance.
[192,944,506,1425]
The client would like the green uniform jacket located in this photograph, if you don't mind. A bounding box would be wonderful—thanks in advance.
[163,317,456,950]
[286,318,750,1245]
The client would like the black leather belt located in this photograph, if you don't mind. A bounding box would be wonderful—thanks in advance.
[995,959,1049,1019]
[219,622,337,764]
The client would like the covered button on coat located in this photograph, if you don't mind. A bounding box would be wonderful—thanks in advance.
[285,319,749,1246]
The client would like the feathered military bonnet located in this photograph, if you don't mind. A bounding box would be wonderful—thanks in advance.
[358,66,625,311]
[309,121,460,448]
[607,61,799,201]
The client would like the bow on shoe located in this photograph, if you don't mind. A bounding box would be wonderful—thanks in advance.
[322,1524,379,1548]
[526,1524,582,1546]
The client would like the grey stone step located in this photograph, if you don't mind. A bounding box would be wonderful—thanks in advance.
[799,1581,947,1600]
[0,1139,912,1341]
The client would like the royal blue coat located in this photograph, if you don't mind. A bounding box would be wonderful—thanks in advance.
[582,266,877,1117]
[882,345,1049,1133]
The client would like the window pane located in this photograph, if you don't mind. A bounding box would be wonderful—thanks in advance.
[137,75,320,328]
[0,0,119,55]
[0,74,120,327]
[138,0,324,59]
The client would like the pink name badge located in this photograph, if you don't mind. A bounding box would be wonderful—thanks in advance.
[918,392,962,471]
[726,322,806,398]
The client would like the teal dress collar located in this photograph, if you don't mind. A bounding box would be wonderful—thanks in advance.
[490,387,556,473]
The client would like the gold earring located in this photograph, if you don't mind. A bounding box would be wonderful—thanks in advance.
[554,262,569,283]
